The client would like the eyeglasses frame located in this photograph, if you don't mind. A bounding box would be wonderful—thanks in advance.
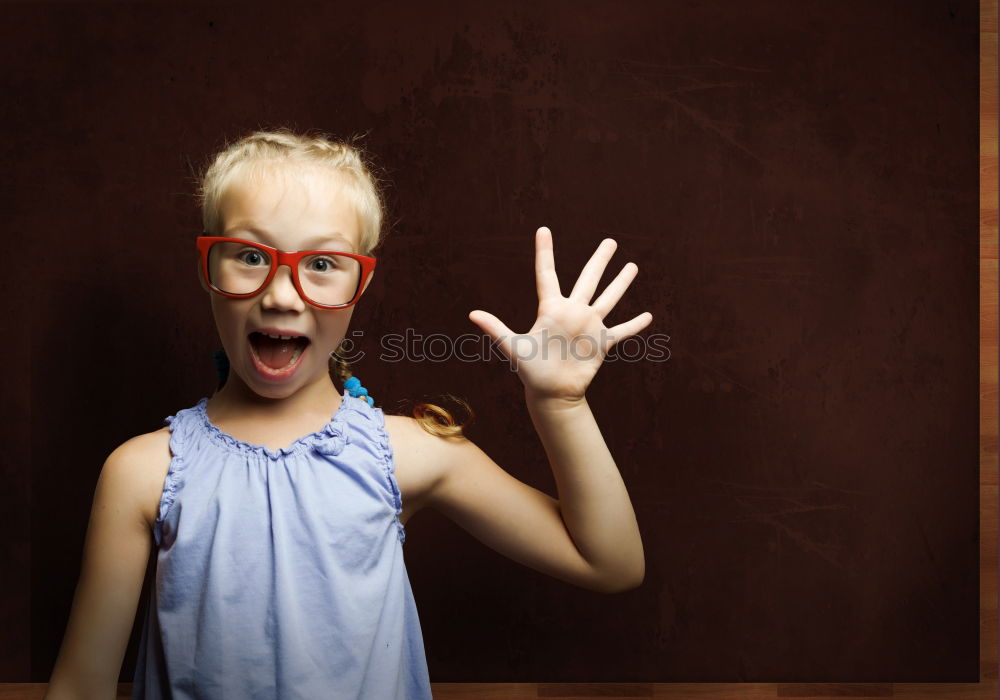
[196,235,377,309]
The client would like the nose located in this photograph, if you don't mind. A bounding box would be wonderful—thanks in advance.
[259,264,306,311]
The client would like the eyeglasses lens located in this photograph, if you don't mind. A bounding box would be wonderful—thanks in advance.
[207,241,361,306]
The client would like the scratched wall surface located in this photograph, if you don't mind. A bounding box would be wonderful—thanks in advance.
[1,0,979,683]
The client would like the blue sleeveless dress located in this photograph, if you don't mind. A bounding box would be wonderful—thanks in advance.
[131,389,432,699]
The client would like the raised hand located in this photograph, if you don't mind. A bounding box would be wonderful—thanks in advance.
[468,226,653,403]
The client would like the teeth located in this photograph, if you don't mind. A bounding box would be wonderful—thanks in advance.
[261,332,301,341]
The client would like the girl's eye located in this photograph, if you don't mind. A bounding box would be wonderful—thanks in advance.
[238,249,269,266]
[309,256,340,272]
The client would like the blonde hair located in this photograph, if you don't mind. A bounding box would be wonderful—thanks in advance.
[198,127,472,438]
[198,127,384,256]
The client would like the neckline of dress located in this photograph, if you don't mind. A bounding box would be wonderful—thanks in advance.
[193,388,368,460]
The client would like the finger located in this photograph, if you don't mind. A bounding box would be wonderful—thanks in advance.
[591,261,638,319]
[468,309,517,361]
[535,227,562,301]
[569,238,617,305]
[603,312,654,353]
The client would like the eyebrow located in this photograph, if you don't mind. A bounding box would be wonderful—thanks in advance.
[225,225,356,253]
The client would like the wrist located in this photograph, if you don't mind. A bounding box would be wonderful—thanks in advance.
[524,387,588,413]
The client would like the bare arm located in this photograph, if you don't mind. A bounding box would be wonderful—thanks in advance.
[415,412,640,594]
[524,390,644,590]
[45,434,164,700]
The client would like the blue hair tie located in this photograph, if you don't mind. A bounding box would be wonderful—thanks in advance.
[343,375,374,407]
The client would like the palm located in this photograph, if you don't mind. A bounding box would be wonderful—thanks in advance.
[469,227,653,402]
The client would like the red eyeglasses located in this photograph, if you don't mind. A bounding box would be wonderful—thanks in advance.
[196,235,377,309]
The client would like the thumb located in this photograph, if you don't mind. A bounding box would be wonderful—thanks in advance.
[468,310,516,360]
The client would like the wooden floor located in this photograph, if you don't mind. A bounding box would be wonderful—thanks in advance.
[0,683,997,699]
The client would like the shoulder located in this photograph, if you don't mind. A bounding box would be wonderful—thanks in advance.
[382,412,467,456]
[382,412,470,474]
[101,426,173,530]
[382,412,469,518]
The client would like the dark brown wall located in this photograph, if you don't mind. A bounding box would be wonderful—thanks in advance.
[1,0,979,683]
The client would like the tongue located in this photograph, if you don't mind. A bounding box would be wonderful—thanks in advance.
[252,333,307,370]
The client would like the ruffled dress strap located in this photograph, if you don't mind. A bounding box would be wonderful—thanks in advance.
[153,400,206,547]
[335,391,406,544]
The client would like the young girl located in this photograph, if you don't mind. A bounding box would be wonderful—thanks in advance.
[45,128,651,699]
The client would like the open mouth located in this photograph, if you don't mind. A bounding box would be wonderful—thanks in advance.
[248,332,311,372]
